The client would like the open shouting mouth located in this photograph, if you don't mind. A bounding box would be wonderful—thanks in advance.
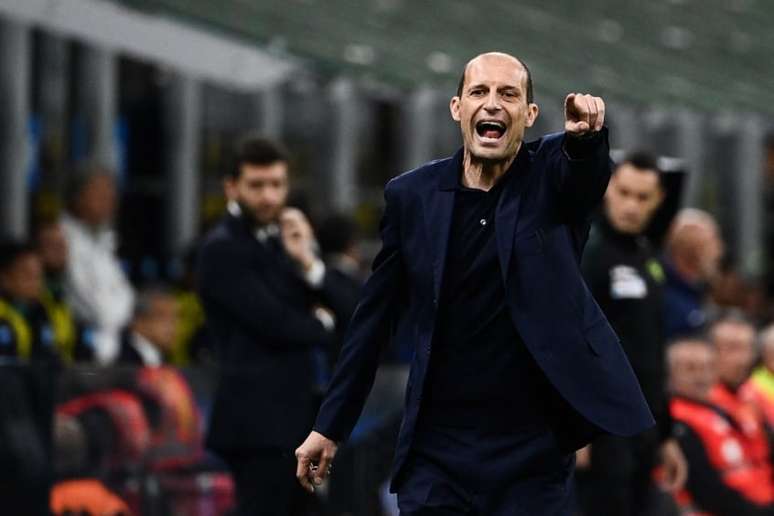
[475,120,507,143]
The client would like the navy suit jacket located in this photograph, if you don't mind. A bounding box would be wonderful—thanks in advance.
[313,129,654,486]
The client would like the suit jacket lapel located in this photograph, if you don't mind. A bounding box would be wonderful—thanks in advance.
[495,145,532,284]
[426,149,461,301]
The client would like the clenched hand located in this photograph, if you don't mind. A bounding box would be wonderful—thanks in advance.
[564,93,605,136]
[295,431,338,493]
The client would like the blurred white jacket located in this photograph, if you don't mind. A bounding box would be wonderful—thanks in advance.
[61,213,135,364]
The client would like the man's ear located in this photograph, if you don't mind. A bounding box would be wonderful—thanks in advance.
[525,103,539,128]
[656,185,667,206]
[450,96,461,122]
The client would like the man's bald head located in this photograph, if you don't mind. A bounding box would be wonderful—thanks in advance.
[666,208,724,282]
[456,52,533,104]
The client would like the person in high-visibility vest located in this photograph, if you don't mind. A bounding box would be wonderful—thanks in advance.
[0,239,59,362]
[35,219,96,362]
[668,335,774,516]
[741,324,774,431]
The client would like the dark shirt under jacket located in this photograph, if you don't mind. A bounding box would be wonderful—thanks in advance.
[423,147,552,426]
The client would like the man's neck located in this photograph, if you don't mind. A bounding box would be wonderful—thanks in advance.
[461,144,520,191]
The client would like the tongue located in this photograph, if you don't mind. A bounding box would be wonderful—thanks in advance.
[484,129,501,139]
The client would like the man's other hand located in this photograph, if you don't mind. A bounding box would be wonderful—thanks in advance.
[659,437,688,493]
[295,431,338,493]
[280,207,318,271]
[564,93,605,136]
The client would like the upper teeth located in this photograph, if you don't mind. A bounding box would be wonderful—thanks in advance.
[479,121,505,130]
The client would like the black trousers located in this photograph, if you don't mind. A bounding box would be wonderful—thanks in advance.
[224,449,317,516]
[397,418,576,516]
[578,427,661,516]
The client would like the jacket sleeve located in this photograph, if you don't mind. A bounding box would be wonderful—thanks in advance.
[675,423,774,516]
[548,128,613,224]
[197,238,331,350]
[312,181,405,442]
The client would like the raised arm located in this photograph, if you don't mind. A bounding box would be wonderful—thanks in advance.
[550,93,613,222]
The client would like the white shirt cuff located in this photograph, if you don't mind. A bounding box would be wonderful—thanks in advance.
[314,307,336,332]
[304,259,326,289]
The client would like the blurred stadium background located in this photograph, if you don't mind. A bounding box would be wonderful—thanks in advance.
[1,0,773,276]
[1,0,774,515]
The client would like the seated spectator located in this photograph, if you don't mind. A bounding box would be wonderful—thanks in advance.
[741,323,774,429]
[668,336,774,515]
[35,218,96,362]
[709,314,771,462]
[0,239,59,362]
[118,286,179,367]
[662,209,725,339]
[62,161,134,365]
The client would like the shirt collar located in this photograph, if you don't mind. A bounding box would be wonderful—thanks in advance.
[227,200,280,243]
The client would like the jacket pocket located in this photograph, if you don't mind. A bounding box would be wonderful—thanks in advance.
[513,229,544,256]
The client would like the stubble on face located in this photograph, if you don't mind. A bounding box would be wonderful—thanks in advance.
[226,162,289,227]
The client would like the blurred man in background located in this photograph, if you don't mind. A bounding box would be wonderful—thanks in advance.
[669,335,774,515]
[741,323,774,429]
[197,135,354,515]
[580,151,686,515]
[62,162,135,365]
[662,209,725,339]
[118,286,179,367]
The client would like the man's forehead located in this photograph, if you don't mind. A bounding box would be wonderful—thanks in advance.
[614,164,661,188]
[241,162,288,177]
[464,53,527,86]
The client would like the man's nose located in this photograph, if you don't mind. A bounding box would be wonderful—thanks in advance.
[484,92,501,112]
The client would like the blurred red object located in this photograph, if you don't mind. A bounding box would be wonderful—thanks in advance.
[58,389,151,466]
[136,366,203,469]
[51,478,132,515]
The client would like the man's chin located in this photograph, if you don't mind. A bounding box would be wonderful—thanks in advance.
[241,208,279,227]
[469,148,513,163]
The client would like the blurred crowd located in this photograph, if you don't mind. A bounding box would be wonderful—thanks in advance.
[0,147,379,516]
[2,140,774,516]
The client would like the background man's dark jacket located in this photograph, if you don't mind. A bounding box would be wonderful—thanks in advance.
[313,129,655,489]
[197,213,354,453]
